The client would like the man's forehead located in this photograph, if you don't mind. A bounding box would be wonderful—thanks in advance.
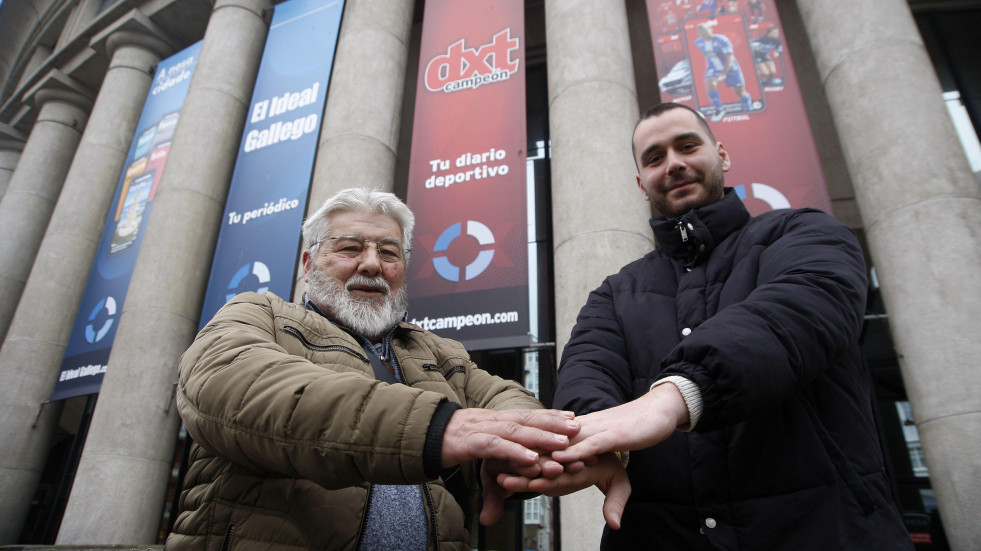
[328,209,402,237]
[634,109,711,147]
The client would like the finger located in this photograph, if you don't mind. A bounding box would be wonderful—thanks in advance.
[550,437,614,463]
[468,433,543,466]
[525,472,587,496]
[496,473,534,493]
[562,460,586,474]
[445,411,577,466]
[539,457,566,478]
[602,469,632,530]
[494,409,582,437]
[479,488,505,526]
[479,466,509,526]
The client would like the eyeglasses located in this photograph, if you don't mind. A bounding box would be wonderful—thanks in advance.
[312,235,409,264]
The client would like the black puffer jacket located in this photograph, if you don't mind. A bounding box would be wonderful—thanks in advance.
[555,190,911,550]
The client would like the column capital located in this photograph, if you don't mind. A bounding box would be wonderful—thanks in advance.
[90,9,176,61]
[22,69,96,113]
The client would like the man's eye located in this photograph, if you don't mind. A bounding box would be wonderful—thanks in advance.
[338,244,363,254]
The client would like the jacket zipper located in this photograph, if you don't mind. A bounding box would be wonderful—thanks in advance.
[381,332,407,384]
[421,483,439,549]
[356,484,373,548]
[676,219,690,243]
[283,325,369,364]
[220,523,235,551]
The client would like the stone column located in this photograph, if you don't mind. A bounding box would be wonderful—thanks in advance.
[0,79,92,344]
[796,1,981,549]
[56,0,271,544]
[544,1,651,549]
[296,0,414,299]
[0,24,171,542]
[0,124,26,199]
[309,0,414,206]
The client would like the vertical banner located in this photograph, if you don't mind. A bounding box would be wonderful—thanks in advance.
[51,42,202,401]
[405,0,529,351]
[647,0,832,215]
[197,0,344,327]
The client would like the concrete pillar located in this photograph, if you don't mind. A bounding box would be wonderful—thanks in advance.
[0,80,92,344]
[0,124,26,199]
[296,0,414,299]
[56,0,270,543]
[309,0,414,205]
[0,23,171,542]
[544,1,651,549]
[796,1,981,549]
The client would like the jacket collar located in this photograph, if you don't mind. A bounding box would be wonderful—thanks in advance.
[650,187,750,268]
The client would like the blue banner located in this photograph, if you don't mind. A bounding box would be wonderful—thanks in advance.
[52,42,202,401]
[197,0,345,327]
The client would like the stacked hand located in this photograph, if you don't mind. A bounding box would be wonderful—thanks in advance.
[481,383,691,529]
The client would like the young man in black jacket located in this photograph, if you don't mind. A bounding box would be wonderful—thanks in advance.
[500,103,912,549]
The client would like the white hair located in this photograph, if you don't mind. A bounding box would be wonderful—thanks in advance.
[302,187,415,262]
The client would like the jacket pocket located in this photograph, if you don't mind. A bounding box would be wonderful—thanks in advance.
[283,325,369,364]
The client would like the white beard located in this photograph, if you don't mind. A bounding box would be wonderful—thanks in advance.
[306,268,408,340]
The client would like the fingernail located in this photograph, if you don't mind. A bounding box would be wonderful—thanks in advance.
[555,434,568,443]
[526,450,539,461]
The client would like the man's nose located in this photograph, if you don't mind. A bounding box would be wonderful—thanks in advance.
[666,151,686,175]
[357,246,383,274]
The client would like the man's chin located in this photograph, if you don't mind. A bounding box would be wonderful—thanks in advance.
[347,293,386,308]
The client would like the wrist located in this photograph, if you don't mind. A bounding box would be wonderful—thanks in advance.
[649,376,702,431]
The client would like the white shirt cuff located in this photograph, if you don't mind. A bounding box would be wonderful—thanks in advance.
[650,375,703,432]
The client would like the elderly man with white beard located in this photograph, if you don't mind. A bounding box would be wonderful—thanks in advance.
[166,188,586,551]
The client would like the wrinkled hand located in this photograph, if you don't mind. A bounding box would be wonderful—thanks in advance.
[550,383,688,465]
[496,452,631,529]
[441,408,580,469]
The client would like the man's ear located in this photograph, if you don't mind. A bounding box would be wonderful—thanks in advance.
[717,142,731,171]
[636,175,651,201]
[301,249,312,282]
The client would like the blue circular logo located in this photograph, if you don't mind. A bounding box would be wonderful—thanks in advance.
[226,261,271,301]
[85,296,117,344]
[432,221,496,282]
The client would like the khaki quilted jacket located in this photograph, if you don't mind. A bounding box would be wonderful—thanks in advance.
[165,292,541,551]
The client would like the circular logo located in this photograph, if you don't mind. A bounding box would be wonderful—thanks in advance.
[432,221,495,282]
[85,296,117,344]
[226,261,271,301]
[734,183,790,211]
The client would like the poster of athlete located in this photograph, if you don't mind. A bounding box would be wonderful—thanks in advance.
[684,14,763,121]
[647,0,833,216]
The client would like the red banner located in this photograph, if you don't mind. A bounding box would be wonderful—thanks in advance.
[647,0,832,215]
[405,0,529,350]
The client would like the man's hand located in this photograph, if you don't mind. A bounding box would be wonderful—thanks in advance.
[477,454,588,526]
[496,452,631,529]
[551,383,688,464]
[441,408,580,469]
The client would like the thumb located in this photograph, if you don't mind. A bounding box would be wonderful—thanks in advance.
[601,468,632,530]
